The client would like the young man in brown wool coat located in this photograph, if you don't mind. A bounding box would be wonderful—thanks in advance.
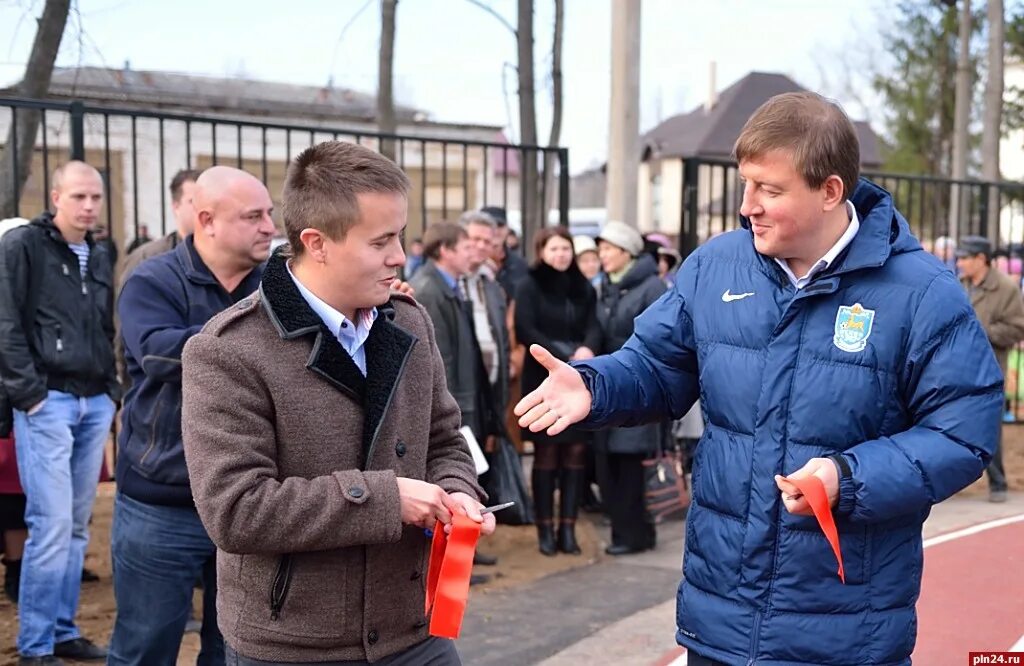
[181,141,494,666]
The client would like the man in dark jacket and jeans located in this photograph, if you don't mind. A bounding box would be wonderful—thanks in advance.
[0,161,119,665]
[107,167,275,666]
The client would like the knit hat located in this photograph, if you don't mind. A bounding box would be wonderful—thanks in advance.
[573,235,598,257]
[596,221,644,257]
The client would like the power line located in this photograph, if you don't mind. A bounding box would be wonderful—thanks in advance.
[326,0,377,87]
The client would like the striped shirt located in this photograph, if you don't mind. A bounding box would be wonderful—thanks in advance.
[68,241,90,277]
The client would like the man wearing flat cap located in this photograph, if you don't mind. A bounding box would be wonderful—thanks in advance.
[956,235,1024,502]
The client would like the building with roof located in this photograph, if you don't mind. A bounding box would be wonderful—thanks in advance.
[572,70,882,237]
[0,66,521,248]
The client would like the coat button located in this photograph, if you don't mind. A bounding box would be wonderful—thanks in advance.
[348,487,364,499]
[395,441,407,457]
[368,629,379,644]
[413,619,427,629]
[410,570,421,580]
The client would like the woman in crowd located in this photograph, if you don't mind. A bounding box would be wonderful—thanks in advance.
[515,226,601,556]
[595,221,668,555]
[573,235,602,288]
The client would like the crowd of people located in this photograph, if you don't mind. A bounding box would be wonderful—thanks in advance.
[0,90,1015,666]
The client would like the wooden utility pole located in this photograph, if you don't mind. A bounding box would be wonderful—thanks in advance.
[377,0,398,161]
[606,0,641,228]
[949,0,972,240]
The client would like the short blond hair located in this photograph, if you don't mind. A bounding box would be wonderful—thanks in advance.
[282,141,410,255]
[734,92,860,201]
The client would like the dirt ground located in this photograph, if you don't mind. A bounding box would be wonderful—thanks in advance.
[0,428,1021,665]
[0,477,606,665]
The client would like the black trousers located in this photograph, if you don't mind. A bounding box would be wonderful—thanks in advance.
[607,452,655,549]
[225,638,460,666]
[987,423,1007,492]
[686,652,731,666]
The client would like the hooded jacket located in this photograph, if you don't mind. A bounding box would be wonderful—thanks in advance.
[575,179,1002,665]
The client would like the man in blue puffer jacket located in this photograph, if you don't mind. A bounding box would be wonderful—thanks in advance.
[515,92,1002,665]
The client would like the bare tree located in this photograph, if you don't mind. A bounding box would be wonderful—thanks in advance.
[542,0,563,220]
[0,0,71,218]
[517,0,540,252]
[949,0,972,239]
[982,0,1004,236]
[377,0,398,161]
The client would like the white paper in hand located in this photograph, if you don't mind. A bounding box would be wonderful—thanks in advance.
[459,426,489,475]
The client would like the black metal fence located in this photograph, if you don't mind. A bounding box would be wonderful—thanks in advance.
[679,157,1024,257]
[0,96,569,253]
[678,156,1024,421]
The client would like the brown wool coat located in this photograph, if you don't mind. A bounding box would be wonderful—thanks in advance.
[964,267,1024,377]
[181,253,484,663]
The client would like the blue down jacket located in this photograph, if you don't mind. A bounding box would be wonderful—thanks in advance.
[576,179,1001,665]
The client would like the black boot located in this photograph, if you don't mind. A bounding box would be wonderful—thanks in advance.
[3,557,20,604]
[557,468,583,555]
[533,468,557,556]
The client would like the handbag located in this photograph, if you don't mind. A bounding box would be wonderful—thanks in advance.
[480,437,534,525]
[643,444,690,524]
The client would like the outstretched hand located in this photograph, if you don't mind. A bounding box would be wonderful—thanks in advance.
[513,344,592,437]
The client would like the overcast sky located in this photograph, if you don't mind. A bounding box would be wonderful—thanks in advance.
[0,0,891,172]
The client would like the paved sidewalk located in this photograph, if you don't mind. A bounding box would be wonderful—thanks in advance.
[456,491,1024,666]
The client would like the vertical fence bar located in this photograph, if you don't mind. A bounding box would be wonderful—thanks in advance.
[681,159,699,258]
[104,114,112,233]
[420,140,428,226]
[442,142,448,218]
[212,123,218,164]
[159,118,167,235]
[10,109,18,210]
[261,127,268,184]
[720,163,729,235]
[558,148,569,228]
[462,143,468,211]
[482,146,488,206]
[398,138,405,170]
[70,101,85,160]
[539,150,548,228]
[41,109,50,209]
[186,121,192,167]
[286,130,292,163]
[905,179,915,236]
[131,115,140,240]
[502,148,509,210]
[237,124,243,168]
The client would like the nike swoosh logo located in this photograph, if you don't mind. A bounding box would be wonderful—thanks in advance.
[722,289,755,302]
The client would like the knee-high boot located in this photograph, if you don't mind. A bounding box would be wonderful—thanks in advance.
[532,469,558,556]
[558,468,583,555]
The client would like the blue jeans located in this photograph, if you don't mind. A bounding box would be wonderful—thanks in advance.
[13,390,115,657]
[108,492,223,666]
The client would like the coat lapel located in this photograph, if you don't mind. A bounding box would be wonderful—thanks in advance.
[362,306,417,460]
[259,251,366,401]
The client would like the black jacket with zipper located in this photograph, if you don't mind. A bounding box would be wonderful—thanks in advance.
[0,212,119,411]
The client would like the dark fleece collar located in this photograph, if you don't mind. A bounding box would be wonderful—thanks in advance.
[258,250,418,462]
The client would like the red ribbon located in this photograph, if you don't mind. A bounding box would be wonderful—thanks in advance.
[785,475,845,584]
[424,514,482,638]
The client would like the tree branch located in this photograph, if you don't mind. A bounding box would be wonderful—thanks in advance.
[465,0,517,38]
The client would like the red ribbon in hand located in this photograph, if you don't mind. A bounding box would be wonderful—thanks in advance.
[785,475,845,584]
[424,514,482,638]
